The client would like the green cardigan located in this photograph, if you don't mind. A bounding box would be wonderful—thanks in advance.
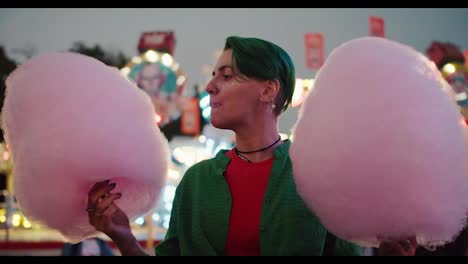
[155,140,362,256]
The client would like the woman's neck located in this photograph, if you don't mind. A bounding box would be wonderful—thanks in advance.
[233,121,282,162]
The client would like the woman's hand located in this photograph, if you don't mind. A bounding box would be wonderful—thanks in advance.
[87,180,148,255]
[87,180,130,239]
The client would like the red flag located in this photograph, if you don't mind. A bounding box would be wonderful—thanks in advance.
[370,16,385,38]
[181,98,201,135]
[464,49,468,68]
[305,33,324,69]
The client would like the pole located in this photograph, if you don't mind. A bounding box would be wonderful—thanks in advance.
[145,210,154,251]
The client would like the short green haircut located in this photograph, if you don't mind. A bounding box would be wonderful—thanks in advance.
[224,36,296,116]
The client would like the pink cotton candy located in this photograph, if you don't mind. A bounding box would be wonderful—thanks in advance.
[290,37,468,249]
[1,52,169,243]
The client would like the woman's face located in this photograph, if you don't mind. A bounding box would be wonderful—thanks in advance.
[205,49,264,130]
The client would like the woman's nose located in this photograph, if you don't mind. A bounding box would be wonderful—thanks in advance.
[205,78,217,95]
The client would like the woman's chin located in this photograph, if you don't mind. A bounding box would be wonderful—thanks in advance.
[210,118,228,130]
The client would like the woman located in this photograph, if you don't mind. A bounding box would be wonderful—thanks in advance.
[87,36,416,256]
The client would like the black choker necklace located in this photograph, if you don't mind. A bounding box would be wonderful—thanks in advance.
[234,135,282,162]
[235,151,253,162]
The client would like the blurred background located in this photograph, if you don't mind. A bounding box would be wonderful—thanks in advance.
[0,8,467,255]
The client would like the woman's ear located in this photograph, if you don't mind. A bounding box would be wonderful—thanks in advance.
[259,79,280,103]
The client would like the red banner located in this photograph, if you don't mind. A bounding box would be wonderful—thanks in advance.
[181,98,201,135]
[305,33,324,69]
[138,31,176,55]
[464,49,468,68]
[370,16,385,38]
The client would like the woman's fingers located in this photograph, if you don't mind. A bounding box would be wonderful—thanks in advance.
[93,203,122,231]
[87,180,116,210]
[88,179,110,194]
[95,192,122,215]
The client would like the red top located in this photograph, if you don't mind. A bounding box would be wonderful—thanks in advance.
[224,149,274,256]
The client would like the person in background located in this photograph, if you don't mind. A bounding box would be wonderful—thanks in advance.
[61,237,114,256]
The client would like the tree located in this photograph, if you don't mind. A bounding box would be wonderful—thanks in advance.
[12,43,37,62]
[68,41,130,69]
[0,46,18,142]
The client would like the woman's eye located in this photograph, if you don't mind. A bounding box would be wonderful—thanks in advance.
[223,75,231,80]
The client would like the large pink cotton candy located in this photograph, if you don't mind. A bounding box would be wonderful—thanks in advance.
[1,53,169,243]
[290,37,468,249]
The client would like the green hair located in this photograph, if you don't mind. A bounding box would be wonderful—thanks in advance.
[224,36,296,115]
